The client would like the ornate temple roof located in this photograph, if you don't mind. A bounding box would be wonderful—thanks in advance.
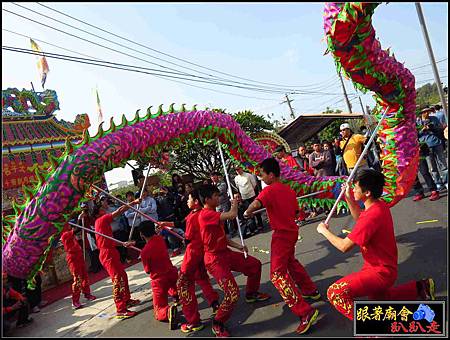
[2,88,89,147]
[2,88,90,209]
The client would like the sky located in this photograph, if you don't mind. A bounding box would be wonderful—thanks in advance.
[2,2,448,186]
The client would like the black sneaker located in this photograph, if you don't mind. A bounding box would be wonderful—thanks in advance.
[245,292,271,303]
[168,304,178,330]
[302,290,322,301]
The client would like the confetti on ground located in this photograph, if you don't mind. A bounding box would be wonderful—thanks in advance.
[341,229,351,234]
[251,246,270,254]
[273,303,280,308]
[298,235,303,242]
[416,220,439,224]
[97,313,110,318]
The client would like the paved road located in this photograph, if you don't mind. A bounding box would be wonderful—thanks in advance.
[11,190,447,337]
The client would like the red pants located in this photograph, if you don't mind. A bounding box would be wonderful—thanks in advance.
[327,269,418,320]
[205,249,261,324]
[67,254,91,303]
[270,231,317,317]
[99,248,131,313]
[178,247,219,324]
[152,266,179,321]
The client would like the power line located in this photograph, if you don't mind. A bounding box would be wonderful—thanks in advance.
[416,75,448,85]
[1,45,289,94]
[8,2,342,94]
[410,58,447,70]
[2,9,359,97]
[2,45,282,101]
[1,30,278,101]
[412,67,447,77]
[2,28,102,61]
[34,2,344,90]
[300,94,340,112]
[253,102,284,113]
[2,44,359,98]
[10,2,289,92]
[1,29,307,99]
[2,7,218,80]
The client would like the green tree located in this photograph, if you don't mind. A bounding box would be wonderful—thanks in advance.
[111,184,138,198]
[232,110,274,134]
[318,108,343,143]
[136,109,274,181]
[416,82,441,108]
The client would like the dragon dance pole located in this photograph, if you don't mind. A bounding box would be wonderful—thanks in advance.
[217,139,247,258]
[91,184,185,241]
[81,218,86,261]
[69,222,141,252]
[128,163,152,241]
[324,106,389,225]
[249,189,329,216]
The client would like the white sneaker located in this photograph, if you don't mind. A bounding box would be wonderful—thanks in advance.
[31,306,40,313]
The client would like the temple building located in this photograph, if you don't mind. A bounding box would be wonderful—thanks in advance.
[2,87,90,213]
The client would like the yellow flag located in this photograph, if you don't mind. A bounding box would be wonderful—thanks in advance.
[30,39,50,88]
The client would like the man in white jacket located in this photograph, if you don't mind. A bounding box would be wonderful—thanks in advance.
[234,167,264,231]
[139,188,158,222]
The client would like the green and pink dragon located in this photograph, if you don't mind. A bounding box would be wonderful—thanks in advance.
[3,3,418,287]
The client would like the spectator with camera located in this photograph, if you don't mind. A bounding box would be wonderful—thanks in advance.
[412,141,440,202]
[417,106,447,190]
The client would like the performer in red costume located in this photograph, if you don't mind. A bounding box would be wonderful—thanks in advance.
[199,184,270,337]
[138,220,179,330]
[176,189,219,333]
[60,223,97,309]
[94,196,141,319]
[245,158,320,335]
[316,169,436,320]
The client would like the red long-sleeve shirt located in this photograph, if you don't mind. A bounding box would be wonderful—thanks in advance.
[3,287,25,314]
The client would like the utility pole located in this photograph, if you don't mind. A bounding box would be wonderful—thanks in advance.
[338,72,352,113]
[415,2,448,124]
[281,94,296,119]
